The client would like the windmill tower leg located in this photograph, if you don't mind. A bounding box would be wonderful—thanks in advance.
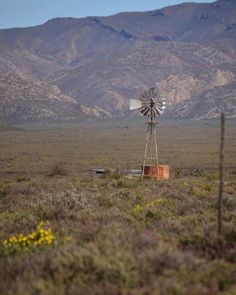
[142,125,150,179]
[142,122,159,179]
[154,125,159,179]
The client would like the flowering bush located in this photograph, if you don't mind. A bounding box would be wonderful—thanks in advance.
[1,222,55,255]
[146,198,162,208]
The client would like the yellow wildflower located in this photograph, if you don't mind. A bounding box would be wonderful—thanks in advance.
[2,222,57,253]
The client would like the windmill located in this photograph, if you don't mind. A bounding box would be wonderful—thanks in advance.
[130,87,169,180]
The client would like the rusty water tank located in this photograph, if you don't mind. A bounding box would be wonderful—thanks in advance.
[142,165,169,180]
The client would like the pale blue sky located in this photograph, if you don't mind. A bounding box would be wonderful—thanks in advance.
[0,0,214,29]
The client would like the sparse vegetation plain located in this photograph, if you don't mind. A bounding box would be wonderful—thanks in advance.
[0,118,236,294]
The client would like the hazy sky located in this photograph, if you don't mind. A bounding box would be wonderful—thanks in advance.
[0,0,214,29]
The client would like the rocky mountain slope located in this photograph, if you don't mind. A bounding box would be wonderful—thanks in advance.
[0,0,236,122]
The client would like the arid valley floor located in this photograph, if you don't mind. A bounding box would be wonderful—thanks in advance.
[0,118,236,294]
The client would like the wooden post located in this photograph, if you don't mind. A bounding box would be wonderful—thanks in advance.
[218,112,225,255]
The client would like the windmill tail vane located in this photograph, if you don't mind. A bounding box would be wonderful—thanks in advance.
[129,87,169,180]
[129,99,142,110]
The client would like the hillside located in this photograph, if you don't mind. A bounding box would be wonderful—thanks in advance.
[0,0,236,122]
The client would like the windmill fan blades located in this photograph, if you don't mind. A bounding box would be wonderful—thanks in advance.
[141,101,150,108]
[129,99,142,110]
[143,107,150,116]
[140,106,150,116]
[151,99,166,116]
[154,106,164,115]
[136,87,167,117]
[154,107,160,116]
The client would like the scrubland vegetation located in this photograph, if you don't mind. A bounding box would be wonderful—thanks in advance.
[0,119,236,294]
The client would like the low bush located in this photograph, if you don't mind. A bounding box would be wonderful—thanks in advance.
[0,183,7,199]
[48,163,70,177]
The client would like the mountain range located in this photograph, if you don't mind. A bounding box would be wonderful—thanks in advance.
[0,0,236,123]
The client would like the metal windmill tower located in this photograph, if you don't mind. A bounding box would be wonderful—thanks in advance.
[130,87,168,179]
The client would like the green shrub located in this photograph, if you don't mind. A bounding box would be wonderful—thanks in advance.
[50,243,140,288]
[206,173,219,181]
[204,184,213,192]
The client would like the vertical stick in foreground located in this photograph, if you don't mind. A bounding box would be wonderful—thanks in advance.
[218,112,225,255]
